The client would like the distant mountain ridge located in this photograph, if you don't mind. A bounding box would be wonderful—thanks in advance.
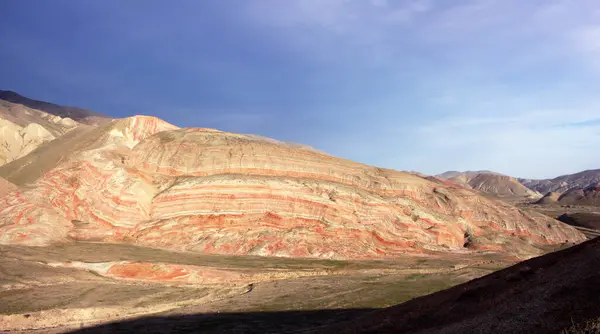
[0,90,111,126]
[437,170,503,179]
[438,169,600,206]
[519,169,600,194]
[437,170,541,200]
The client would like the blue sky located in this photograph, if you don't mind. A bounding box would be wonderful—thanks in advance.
[1,0,599,179]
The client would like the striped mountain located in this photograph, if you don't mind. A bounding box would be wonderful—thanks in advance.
[0,116,585,259]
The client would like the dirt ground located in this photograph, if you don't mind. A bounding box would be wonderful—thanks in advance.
[0,242,516,333]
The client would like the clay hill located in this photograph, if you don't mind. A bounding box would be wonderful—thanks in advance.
[318,235,600,334]
[0,112,585,260]
[519,169,600,194]
[437,171,541,200]
[0,92,111,167]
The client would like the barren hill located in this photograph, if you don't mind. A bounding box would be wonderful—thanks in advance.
[557,183,600,206]
[438,171,541,200]
[534,191,560,205]
[0,115,584,259]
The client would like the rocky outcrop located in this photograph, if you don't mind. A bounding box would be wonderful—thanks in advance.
[0,121,585,259]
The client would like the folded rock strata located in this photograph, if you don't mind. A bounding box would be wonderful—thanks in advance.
[0,116,586,259]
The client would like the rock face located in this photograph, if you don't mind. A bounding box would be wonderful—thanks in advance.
[438,171,541,200]
[0,117,585,259]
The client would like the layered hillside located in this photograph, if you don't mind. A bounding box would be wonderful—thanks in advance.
[519,169,600,194]
[438,171,541,200]
[0,117,584,259]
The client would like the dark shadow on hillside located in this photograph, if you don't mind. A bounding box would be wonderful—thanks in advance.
[67,308,375,334]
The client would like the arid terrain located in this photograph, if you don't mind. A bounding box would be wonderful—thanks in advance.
[1,241,518,332]
[0,93,597,333]
[53,237,599,334]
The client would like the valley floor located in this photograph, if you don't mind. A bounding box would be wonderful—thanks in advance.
[1,242,515,333]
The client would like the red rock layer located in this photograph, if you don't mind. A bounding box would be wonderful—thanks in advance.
[0,124,587,258]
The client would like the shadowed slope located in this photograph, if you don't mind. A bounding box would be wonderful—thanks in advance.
[324,237,600,334]
[557,213,600,230]
[534,191,560,205]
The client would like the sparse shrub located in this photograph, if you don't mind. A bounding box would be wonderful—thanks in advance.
[561,316,600,334]
[463,231,473,248]
[328,190,337,202]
